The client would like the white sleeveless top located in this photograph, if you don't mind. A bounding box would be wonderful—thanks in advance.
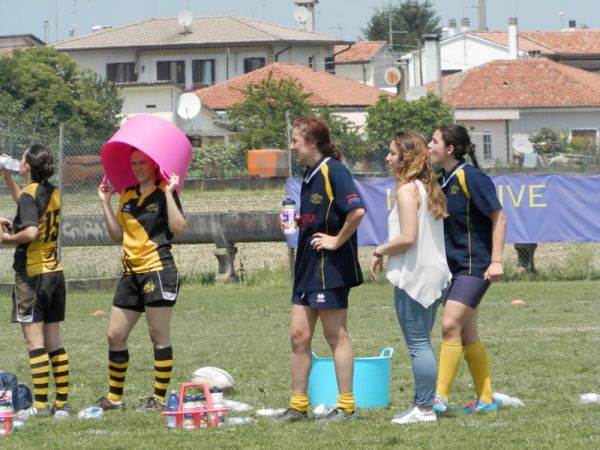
[386,180,451,308]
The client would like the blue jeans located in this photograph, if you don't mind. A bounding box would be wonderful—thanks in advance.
[394,287,441,407]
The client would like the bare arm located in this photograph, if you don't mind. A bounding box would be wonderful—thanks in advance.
[311,207,366,251]
[98,181,123,243]
[370,183,419,279]
[2,167,22,202]
[1,225,38,245]
[165,174,187,235]
[483,208,506,282]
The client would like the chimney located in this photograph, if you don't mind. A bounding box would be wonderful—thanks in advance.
[478,0,488,31]
[422,34,441,85]
[294,0,319,32]
[448,19,457,37]
[508,17,519,60]
[460,17,470,33]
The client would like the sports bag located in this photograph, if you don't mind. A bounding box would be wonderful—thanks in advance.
[0,371,33,411]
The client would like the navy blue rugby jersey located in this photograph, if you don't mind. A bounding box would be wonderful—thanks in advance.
[293,157,365,293]
[438,162,501,278]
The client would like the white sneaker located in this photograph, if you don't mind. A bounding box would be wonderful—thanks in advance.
[391,405,437,425]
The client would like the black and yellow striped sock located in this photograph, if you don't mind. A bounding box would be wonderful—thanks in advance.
[153,346,173,403]
[49,348,70,408]
[107,349,129,404]
[29,348,50,409]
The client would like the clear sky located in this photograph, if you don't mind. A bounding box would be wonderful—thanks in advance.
[1,0,598,43]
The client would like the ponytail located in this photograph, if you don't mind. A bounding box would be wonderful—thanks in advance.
[438,124,479,168]
[467,143,480,169]
[292,117,343,161]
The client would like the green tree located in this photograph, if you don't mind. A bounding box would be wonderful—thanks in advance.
[366,92,453,150]
[0,46,122,135]
[227,73,313,150]
[363,1,442,51]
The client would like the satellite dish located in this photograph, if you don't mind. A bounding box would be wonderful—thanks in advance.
[384,67,402,86]
[512,135,534,154]
[405,86,427,102]
[177,10,193,33]
[293,6,309,24]
[177,93,201,120]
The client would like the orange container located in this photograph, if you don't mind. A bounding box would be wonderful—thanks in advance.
[247,149,289,177]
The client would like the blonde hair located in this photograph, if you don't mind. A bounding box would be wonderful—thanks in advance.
[390,131,447,219]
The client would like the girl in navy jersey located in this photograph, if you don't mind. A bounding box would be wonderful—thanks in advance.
[278,117,366,423]
[428,124,506,414]
[96,148,187,412]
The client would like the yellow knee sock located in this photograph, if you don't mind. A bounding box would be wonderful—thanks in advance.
[335,392,355,414]
[289,393,309,413]
[436,340,463,401]
[463,341,493,403]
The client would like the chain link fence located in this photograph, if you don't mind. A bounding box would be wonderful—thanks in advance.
[1,124,599,283]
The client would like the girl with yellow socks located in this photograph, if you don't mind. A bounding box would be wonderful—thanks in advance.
[428,125,506,414]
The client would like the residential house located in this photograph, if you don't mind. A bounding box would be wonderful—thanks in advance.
[425,59,600,167]
[51,16,345,90]
[0,34,45,56]
[195,62,391,130]
[404,17,600,88]
[334,41,396,90]
[51,15,346,140]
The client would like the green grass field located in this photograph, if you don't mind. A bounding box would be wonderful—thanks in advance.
[0,274,599,449]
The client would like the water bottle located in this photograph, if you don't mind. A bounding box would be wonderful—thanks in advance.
[182,395,194,429]
[493,392,524,408]
[226,416,255,426]
[0,156,20,173]
[281,197,298,235]
[579,393,600,404]
[77,406,104,419]
[167,390,179,430]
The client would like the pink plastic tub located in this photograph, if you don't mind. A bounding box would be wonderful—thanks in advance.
[101,114,192,193]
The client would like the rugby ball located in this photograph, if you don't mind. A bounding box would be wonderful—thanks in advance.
[191,367,235,393]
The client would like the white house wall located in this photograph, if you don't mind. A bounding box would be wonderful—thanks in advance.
[63,44,333,89]
[457,119,510,168]
[335,64,373,85]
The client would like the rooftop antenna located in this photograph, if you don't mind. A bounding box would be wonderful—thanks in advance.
[293,6,309,29]
[177,10,193,35]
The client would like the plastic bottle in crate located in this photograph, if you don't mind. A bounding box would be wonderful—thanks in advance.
[166,390,179,430]
[0,396,13,435]
[182,395,195,429]
[210,388,225,426]
[196,395,207,428]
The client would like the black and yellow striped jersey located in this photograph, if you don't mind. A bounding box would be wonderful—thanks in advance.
[117,180,182,274]
[12,181,63,277]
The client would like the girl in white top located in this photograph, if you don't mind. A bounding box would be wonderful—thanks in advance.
[370,131,451,425]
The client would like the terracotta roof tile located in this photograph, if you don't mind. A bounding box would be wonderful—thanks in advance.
[52,16,345,50]
[470,32,554,54]
[469,30,600,56]
[426,59,600,108]
[334,41,387,63]
[195,63,391,110]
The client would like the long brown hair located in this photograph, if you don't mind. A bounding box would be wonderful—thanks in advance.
[292,117,343,161]
[391,131,447,219]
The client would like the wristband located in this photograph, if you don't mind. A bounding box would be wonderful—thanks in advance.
[372,251,383,258]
